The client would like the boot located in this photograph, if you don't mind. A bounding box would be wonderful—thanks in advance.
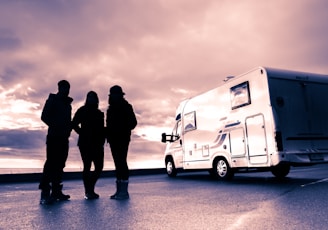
[84,185,99,200]
[110,180,121,199]
[111,180,129,200]
[40,187,55,205]
[51,184,70,201]
[84,192,99,200]
[84,177,99,200]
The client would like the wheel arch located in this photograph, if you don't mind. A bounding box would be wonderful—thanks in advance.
[211,152,232,168]
[165,154,175,165]
[211,155,235,180]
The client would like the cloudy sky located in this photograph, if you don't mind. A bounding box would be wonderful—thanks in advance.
[1,0,328,172]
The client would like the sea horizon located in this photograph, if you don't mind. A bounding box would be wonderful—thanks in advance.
[0,164,165,175]
[0,155,164,175]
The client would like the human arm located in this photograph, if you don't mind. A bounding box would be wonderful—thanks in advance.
[71,108,82,135]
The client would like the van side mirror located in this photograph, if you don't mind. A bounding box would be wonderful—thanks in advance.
[162,133,180,143]
[161,133,167,143]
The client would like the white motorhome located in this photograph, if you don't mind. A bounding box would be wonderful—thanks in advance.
[161,67,328,179]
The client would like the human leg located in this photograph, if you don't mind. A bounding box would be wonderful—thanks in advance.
[110,140,130,200]
[39,160,56,204]
[80,146,104,200]
[110,140,129,180]
[50,138,70,201]
[88,146,104,198]
[39,138,58,204]
[79,146,93,198]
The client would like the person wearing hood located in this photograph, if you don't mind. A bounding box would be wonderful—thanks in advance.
[106,85,137,200]
[39,80,73,205]
[72,91,105,200]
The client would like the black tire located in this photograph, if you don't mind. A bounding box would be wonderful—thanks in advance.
[271,163,290,178]
[212,158,234,180]
[165,157,177,177]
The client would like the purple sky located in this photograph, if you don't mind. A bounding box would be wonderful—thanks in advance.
[1,0,328,170]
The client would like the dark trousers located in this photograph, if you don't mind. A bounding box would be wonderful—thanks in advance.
[39,136,69,190]
[79,145,104,192]
[109,139,130,180]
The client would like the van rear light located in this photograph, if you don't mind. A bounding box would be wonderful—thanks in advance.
[275,131,283,151]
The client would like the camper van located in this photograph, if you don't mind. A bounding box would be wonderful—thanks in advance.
[161,66,328,179]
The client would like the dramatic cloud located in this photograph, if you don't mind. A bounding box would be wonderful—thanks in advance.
[1,0,328,170]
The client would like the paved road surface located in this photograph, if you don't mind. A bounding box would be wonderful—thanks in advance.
[1,165,328,230]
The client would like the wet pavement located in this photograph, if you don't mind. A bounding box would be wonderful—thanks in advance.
[1,166,328,230]
[0,170,174,230]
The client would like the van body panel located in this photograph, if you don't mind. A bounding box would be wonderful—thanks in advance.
[163,67,328,176]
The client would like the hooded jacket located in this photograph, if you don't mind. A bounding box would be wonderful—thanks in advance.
[41,93,73,138]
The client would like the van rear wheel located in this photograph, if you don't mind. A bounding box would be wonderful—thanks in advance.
[271,163,290,179]
[165,158,177,177]
[212,158,234,180]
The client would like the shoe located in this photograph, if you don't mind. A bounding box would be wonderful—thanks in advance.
[111,193,129,200]
[51,191,70,201]
[51,184,70,201]
[40,190,55,205]
[110,180,129,200]
[84,192,99,200]
[40,196,56,205]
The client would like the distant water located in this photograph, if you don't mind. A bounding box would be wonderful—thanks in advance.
[0,160,163,175]
[0,168,44,174]
[0,168,86,174]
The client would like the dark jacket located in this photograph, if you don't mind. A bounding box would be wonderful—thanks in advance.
[72,104,105,147]
[41,93,73,138]
[106,98,137,142]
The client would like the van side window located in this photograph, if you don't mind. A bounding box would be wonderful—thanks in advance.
[230,81,251,110]
[184,111,197,132]
[171,120,182,141]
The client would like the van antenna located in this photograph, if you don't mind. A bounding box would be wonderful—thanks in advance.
[223,76,234,82]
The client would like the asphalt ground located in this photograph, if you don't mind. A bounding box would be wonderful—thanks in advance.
[0,169,171,230]
[2,166,328,230]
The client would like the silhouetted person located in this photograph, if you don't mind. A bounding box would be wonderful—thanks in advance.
[72,91,105,200]
[39,80,73,205]
[106,85,137,200]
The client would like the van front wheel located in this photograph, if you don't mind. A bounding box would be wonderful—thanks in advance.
[165,158,177,177]
[213,158,234,180]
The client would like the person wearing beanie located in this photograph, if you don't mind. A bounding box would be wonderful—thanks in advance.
[106,85,137,200]
[72,91,105,200]
[39,80,73,205]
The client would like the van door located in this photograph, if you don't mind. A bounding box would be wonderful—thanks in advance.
[246,114,268,164]
[229,128,248,167]
[230,128,246,156]
[170,120,184,168]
